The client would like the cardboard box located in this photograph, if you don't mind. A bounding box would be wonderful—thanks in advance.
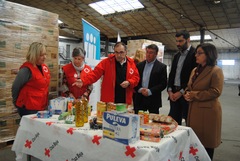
[102,111,140,145]
[127,39,164,59]
[0,1,59,114]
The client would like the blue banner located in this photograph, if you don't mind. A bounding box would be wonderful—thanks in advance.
[82,19,100,60]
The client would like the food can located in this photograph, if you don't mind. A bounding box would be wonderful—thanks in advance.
[97,101,106,119]
[107,102,116,111]
[116,103,127,112]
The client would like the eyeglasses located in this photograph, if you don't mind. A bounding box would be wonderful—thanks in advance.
[114,51,125,55]
[195,51,205,56]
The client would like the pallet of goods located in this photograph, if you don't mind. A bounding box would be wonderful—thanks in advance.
[0,1,59,144]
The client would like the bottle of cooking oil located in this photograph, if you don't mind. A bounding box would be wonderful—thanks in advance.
[81,97,88,123]
[75,100,84,127]
[88,105,92,116]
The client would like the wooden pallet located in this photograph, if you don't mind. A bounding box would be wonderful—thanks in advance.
[0,137,15,149]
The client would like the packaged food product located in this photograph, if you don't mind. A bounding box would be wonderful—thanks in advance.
[97,101,106,119]
[140,135,160,142]
[102,111,140,145]
[65,115,75,124]
[144,110,149,124]
[106,102,116,111]
[58,112,69,120]
[115,103,127,112]
[37,111,50,118]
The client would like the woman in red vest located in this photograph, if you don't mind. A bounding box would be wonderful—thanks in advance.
[61,47,93,101]
[12,42,51,117]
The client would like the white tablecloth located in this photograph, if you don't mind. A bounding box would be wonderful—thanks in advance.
[12,114,210,161]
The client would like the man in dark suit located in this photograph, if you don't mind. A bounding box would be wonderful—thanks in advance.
[134,44,167,114]
[167,30,197,125]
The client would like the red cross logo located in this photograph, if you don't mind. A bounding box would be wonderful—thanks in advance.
[67,128,75,135]
[46,122,54,126]
[84,68,90,73]
[24,140,32,149]
[125,145,136,158]
[44,148,51,157]
[179,151,183,160]
[92,135,102,145]
[189,146,198,156]
[43,66,49,73]
[129,68,134,74]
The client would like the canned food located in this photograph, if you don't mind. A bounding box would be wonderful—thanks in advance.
[97,101,106,119]
[106,102,116,111]
[116,103,127,112]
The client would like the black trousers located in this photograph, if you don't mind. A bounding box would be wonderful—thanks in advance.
[205,148,214,160]
[168,96,189,125]
[17,107,38,117]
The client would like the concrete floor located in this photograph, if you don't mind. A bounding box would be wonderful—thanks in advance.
[1,80,240,161]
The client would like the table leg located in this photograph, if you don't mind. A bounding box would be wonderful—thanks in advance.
[27,155,31,161]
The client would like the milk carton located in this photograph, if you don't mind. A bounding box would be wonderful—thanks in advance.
[102,111,140,145]
[49,97,68,113]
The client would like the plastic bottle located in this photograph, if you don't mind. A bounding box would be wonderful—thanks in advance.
[75,100,84,127]
[81,97,88,123]
[67,99,73,115]
[48,105,53,117]
[88,105,92,116]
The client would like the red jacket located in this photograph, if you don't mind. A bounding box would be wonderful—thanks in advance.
[62,63,92,98]
[16,62,50,110]
[81,54,140,104]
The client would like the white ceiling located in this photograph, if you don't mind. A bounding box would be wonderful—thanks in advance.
[5,0,240,52]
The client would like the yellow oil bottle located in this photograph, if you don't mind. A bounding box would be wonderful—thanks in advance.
[75,100,84,127]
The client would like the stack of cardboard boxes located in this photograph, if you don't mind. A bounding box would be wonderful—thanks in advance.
[127,39,164,62]
[0,1,59,143]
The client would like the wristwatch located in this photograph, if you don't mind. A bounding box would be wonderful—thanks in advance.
[180,89,185,95]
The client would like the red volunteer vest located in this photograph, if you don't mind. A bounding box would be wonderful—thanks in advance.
[16,62,51,110]
[62,63,92,98]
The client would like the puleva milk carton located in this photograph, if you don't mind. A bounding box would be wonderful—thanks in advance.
[49,97,68,113]
[102,111,140,145]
